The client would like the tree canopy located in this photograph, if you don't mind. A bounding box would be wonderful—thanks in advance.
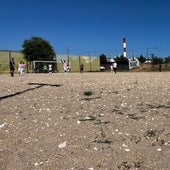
[151,56,164,65]
[99,54,107,64]
[138,55,146,63]
[164,56,170,64]
[115,55,128,64]
[21,36,56,62]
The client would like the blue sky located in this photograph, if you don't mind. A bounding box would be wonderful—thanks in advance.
[0,0,170,58]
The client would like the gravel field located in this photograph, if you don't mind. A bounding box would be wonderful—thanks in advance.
[0,72,170,170]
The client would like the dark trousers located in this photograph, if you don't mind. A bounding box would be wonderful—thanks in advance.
[10,70,14,77]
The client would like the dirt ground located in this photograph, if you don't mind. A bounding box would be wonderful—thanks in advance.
[0,72,170,170]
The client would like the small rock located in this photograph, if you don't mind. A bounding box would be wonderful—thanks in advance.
[58,141,67,148]
[157,148,162,152]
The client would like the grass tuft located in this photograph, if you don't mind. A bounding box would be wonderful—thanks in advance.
[83,91,93,96]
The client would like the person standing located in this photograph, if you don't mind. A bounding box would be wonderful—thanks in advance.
[18,61,24,75]
[48,64,53,73]
[9,57,15,77]
[113,62,117,74]
[61,60,68,73]
[22,62,26,74]
[80,63,84,73]
[43,64,48,73]
[67,60,71,72]
[110,64,113,72]
[159,64,162,72]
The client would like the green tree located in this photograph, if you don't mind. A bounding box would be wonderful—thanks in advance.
[151,55,163,65]
[99,54,107,64]
[21,36,56,62]
[164,56,170,64]
[115,55,128,64]
[138,55,146,63]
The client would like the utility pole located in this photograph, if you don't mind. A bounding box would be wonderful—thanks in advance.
[88,51,92,72]
[88,51,96,72]
[88,51,96,71]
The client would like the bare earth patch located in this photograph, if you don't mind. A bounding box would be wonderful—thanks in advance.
[0,72,170,170]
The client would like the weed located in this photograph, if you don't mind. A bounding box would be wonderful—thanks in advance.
[83,91,93,96]
[145,129,156,138]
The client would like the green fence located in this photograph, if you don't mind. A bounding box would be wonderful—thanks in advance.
[0,51,26,73]
[56,55,100,72]
[0,51,100,73]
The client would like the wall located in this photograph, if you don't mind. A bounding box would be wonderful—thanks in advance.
[0,51,100,73]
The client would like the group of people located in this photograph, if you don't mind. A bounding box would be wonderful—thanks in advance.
[9,57,26,77]
[9,57,118,77]
[43,64,53,73]
[61,59,84,73]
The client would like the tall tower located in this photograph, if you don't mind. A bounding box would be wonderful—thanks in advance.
[123,38,126,57]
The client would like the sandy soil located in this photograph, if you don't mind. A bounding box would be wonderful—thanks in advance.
[0,72,170,170]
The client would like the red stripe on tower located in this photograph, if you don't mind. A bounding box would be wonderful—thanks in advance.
[123,38,126,57]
